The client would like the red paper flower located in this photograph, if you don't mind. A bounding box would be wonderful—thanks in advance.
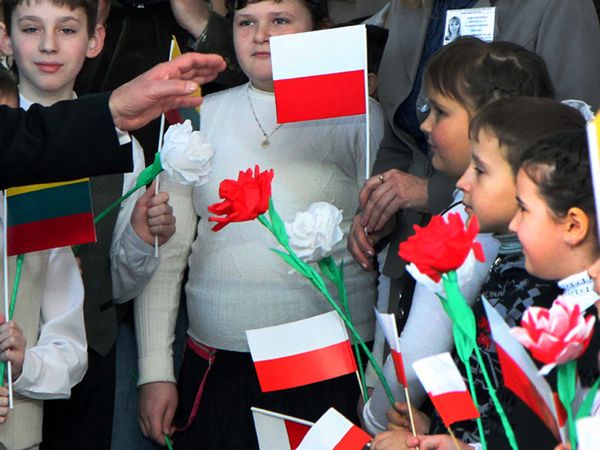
[511,297,596,366]
[398,213,485,282]
[208,165,274,231]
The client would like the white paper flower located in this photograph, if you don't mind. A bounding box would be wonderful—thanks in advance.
[160,120,214,186]
[285,202,343,263]
[405,249,480,295]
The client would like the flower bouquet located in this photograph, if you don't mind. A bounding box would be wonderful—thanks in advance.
[208,165,396,406]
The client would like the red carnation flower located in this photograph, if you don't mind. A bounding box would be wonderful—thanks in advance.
[208,165,274,231]
[398,213,485,282]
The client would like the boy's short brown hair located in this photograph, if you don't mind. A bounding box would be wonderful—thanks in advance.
[3,0,98,36]
[469,97,585,175]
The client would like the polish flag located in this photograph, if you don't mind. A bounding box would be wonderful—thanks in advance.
[482,298,565,440]
[251,407,313,450]
[586,113,600,239]
[270,25,367,123]
[246,311,357,392]
[296,408,371,450]
[374,309,408,386]
[412,353,480,427]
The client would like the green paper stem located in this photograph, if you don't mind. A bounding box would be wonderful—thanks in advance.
[463,353,487,450]
[557,360,578,450]
[165,434,174,450]
[0,254,24,386]
[94,152,163,226]
[441,272,519,450]
[73,153,163,255]
[256,202,396,407]
[319,257,368,402]
[577,375,600,419]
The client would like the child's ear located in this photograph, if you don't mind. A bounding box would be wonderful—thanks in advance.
[0,22,13,57]
[367,73,378,98]
[86,24,105,58]
[564,207,591,246]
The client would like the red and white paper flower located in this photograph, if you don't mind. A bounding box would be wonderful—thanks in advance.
[511,297,595,371]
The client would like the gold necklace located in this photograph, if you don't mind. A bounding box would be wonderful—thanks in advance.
[247,85,284,148]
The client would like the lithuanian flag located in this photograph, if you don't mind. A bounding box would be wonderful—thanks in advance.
[164,36,201,130]
[587,113,600,240]
[6,179,96,256]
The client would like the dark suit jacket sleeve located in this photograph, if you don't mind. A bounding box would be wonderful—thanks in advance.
[0,92,133,189]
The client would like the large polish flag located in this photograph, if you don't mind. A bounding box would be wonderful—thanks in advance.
[246,311,357,392]
[375,309,408,387]
[251,407,313,450]
[586,113,600,239]
[412,353,480,427]
[296,408,371,450]
[482,298,565,440]
[270,25,367,123]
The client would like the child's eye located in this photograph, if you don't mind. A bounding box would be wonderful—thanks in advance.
[236,19,253,27]
[273,17,290,25]
[59,27,77,35]
[473,165,484,175]
[21,26,39,33]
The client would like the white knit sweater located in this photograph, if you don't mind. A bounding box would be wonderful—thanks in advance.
[136,83,384,384]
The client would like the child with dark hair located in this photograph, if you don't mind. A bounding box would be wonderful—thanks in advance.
[365,39,556,438]
[375,98,589,450]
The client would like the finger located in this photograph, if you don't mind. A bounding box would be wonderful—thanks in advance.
[348,220,374,270]
[147,190,170,208]
[359,176,382,211]
[364,187,397,232]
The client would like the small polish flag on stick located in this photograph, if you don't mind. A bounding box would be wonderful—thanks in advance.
[270,25,367,123]
[412,352,480,428]
[270,25,371,179]
[251,407,313,450]
[374,309,419,442]
[482,298,566,441]
[246,311,358,392]
[296,408,371,450]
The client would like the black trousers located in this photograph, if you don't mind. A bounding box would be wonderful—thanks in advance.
[41,346,116,450]
[173,342,364,450]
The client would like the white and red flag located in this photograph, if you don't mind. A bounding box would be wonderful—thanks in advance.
[251,407,312,450]
[246,311,357,392]
[270,25,367,124]
[482,297,566,440]
[412,352,480,427]
[374,309,408,387]
[296,408,371,450]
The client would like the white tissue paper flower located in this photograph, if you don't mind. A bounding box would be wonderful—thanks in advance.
[285,202,343,263]
[405,249,480,296]
[160,120,214,186]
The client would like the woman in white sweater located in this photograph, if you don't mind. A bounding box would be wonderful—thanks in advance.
[132,1,384,449]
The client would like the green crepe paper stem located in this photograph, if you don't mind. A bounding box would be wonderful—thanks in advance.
[94,152,163,225]
[319,257,368,403]
[438,274,487,450]
[577,375,600,419]
[557,360,578,450]
[441,272,519,450]
[73,152,163,255]
[256,200,396,407]
[0,254,24,387]
[165,434,174,450]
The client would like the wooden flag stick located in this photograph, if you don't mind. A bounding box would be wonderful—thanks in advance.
[448,426,463,450]
[404,386,419,450]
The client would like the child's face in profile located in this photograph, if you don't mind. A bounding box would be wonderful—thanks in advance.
[456,129,517,234]
[509,169,571,280]
[233,0,314,92]
[419,89,471,179]
[1,0,102,101]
